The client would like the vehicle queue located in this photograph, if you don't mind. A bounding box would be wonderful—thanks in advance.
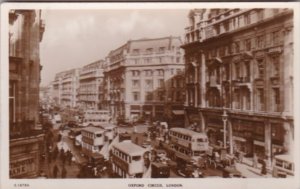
[41,107,294,179]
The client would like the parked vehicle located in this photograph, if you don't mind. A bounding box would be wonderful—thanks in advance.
[272,154,294,178]
[151,162,170,178]
[222,166,243,178]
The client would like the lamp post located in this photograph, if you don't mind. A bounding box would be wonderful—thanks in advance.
[222,110,228,149]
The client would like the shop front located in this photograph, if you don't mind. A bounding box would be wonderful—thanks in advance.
[10,134,44,178]
[206,117,223,146]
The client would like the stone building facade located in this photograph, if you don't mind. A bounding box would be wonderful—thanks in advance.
[105,36,185,123]
[9,10,45,178]
[61,68,80,108]
[182,8,294,165]
[78,60,105,110]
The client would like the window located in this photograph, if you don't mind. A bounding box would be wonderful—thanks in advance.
[158,79,164,88]
[146,48,153,54]
[272,31,280,45]
[132,156,141,161]
[157,69,164,76]
[146,92,153,101]
[257,88,265,111]
[96,133,102,137]
[133,49,140,55]
[176,57,180,63]
[145,79,153,89]
[132,80,140,88]
[144,58,152,64]
[145,70,153,76]
[9,82,15,124]
[234,41,240,53]
[158,91,165,101]
[257,60,264,79]
[132,70,140,77]
[133,59,139,64]
[256,35,265,49]
[245,38,252,51]
[159,57,163,63]
[257,9,264,20]
[235,63,240,79]
[271,56,280,77]
[244,13,251,25]
[133,92,140,101]
[159,47,166,53]
[214,24,220,35]
[273,88,280,112]
[224,21,229,32]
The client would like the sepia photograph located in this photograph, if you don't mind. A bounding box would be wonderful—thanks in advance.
[1,2,299,189]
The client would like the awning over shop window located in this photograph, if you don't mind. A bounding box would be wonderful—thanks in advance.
[172,110,184,115]
[233,136,246,142]
[254,140,265,146]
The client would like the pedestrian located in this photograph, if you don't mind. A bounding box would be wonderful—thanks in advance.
[53,147,58,161]
[253,153,258,168]
[61,166,67,178]
[68,153,73,165]
[62,153,66,165]
[52,164,59,178]
[93,167,98,178]
[261,159,267,175]
[48,151,52,164]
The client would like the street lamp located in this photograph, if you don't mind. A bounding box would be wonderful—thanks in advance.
[222,109,228,149]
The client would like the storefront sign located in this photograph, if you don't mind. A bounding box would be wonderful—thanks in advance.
[10,157,35,178]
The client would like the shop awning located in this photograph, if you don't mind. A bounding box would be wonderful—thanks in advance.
[172,110,184,115]
[254,140,265,146]
[145,111,151,115]
[233,136,246,142]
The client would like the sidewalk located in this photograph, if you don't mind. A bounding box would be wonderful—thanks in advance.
[235,158,272,178]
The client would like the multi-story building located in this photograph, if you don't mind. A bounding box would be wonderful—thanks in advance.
[9,10,45,178]
[61,68,80,108]
[78,60,105,110]
[182,8,294,166]
[52,71,67,107]
[105,36,185,122]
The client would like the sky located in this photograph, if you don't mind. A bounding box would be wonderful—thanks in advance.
[40,9,190,86]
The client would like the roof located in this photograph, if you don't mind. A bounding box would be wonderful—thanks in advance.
[108,36,182,58]
[274,154,294,162]
[113,141,146,156]
[99,123,116,129]
[82,126,105,133]
[170,127,207,138]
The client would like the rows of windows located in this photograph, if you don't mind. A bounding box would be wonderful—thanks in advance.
[131,68,183,77]
[206,31,281,59]
[82,131,103,138]
[131,46,180,55]
[112,148,142,163]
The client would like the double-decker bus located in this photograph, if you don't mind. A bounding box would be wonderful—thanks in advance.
[111,141,147,178]
[99,123,117,142]
[82,110,112,127]
[168,127,209,162]
[81,127,106,158]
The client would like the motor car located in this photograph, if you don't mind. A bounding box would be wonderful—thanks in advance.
[222,166,243,178]
[177,164,203,178]
[68,121,78,128]
[142,142,152,149]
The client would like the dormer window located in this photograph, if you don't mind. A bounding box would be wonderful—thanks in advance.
[146,48,153,54]
[159,47,165,53]
[132,49,139,55]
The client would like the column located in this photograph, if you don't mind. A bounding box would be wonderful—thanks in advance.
[199,111,205,132]
[264,121,272,167]
[283,122,294,155]
[201,53,206,107]
[228,119,233,154]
